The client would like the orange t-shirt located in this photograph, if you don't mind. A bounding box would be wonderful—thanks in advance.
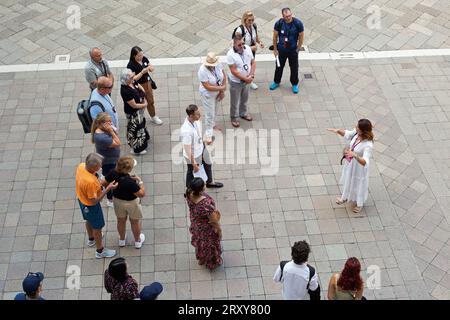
[75,163,102,206]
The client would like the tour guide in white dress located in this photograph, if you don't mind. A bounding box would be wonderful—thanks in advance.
[328,119,374,213]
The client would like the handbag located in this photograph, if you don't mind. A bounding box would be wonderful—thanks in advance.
[340,132,358,165]
[150,77,157,90]
[209,210,222,239]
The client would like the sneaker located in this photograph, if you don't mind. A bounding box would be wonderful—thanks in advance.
[130,149,147,155]
[87,232,104,247]
[135,233,145,249]
[151,116,163,125]
[269,82,279,90]
[118,237,126,247]
[250,82,258,90]
[95,248,117,259]
[292,84,299,94]
[106,199,114,208]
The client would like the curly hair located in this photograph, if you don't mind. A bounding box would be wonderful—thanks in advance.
[337,257,363,291]
[291,240,310,264]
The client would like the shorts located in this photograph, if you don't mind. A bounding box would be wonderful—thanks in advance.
[113,197,143,220]
[78,199,105,230]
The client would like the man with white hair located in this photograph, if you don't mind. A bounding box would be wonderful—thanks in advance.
[76,153,118,258]
[85,47,114,91]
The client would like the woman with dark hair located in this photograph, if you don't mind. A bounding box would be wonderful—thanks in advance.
[104,257,139,300]
[328,119,374,213]
[127,46,163,125]
[185,177,222,269]
[327,257,364,300]
[91,112,121,207]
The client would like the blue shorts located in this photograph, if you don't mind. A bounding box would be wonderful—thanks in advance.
[78,200,105,230]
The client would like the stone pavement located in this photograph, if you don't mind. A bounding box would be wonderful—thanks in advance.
[1,0,450,65]
[0,56,449,300]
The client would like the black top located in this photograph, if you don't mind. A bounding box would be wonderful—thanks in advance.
[120,83,144,115]
[105,170,140,200]
[127,56,151,84]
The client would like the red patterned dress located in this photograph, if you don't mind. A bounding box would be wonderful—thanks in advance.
[186,193,222,269]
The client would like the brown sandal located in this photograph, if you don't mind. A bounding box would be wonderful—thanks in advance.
[231,120,240,128]
[240,114,253,121]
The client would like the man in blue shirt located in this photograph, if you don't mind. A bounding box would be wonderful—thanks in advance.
[90,76,119,131]
[270,8,305,94]
[14,272,45,300]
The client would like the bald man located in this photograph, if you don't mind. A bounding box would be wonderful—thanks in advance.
[89,76,119,130]
[85,47,114,91]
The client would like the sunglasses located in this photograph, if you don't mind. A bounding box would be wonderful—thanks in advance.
[27,272,41,278]
[101,85,113,89]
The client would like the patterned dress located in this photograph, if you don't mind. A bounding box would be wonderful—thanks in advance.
[186,193,222,269]
[104,270,139,300]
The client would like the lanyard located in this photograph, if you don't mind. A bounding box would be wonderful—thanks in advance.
[238,52,247,66]
[209,67,219,82]
[246,25,254,42]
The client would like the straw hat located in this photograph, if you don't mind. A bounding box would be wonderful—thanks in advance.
[203,52,219,67]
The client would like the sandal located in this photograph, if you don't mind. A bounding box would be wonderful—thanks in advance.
[231,120,240,128]
[336,197,347,205]
[213,125,222,132]
[353,206,362,213]
[240,114,253,121]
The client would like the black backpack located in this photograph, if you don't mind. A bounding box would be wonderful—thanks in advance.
[76,98,105,134]
[279,260,321,300]
[231,23,258,40]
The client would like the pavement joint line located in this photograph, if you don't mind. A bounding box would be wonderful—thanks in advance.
[0,49,450,74]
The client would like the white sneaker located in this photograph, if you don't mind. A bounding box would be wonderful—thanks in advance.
[135,233,145,249]
[130,149,147,155]
[106,199,114,208]
[87,232,104,247]
[151,116,163,125]
[95,248,117,259]
[250,82,258,90]
[118,236,126,247]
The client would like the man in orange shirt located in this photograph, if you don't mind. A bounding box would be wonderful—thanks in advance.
[76,153,118,258]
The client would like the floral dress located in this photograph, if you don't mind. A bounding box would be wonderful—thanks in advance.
[186,193,222,269]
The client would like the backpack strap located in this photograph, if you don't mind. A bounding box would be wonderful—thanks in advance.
[90,101,105,112]
[279,260,289,281]
[253,23,257,34]
[306,264,315,290]
[275,18,283,33]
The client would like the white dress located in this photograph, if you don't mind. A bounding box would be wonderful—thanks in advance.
[339,129,373,207]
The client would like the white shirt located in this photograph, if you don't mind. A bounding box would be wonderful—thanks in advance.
[180,117,204,159]
[226,46,254,83]
[235,24,257,47]
[273,261,319,300]
[198,64,224,98]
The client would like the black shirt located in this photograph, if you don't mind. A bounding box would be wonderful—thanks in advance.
[127,56,151,84]
[120,83,144,115]
[105,170,140,200]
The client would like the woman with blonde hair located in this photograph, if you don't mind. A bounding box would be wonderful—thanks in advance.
[91,112,121,207]
[233,11,265,89]
[328,119,374,213]
[104,156,146,249]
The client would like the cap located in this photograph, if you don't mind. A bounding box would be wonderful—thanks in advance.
[22,272,44,295]
[140,282,163,300]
